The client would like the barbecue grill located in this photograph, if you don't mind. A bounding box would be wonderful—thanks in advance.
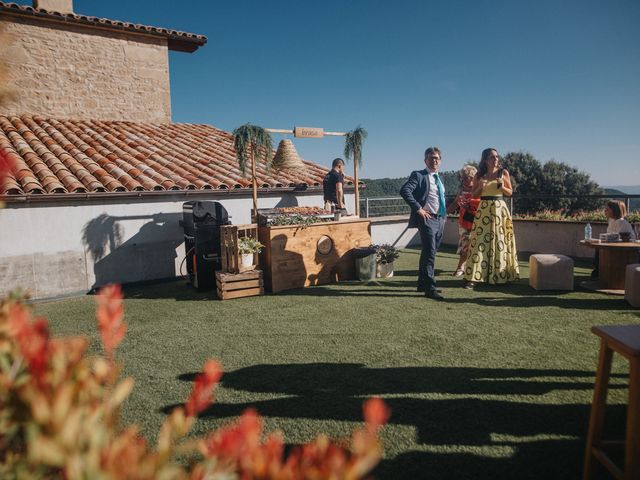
[182,201,231,291]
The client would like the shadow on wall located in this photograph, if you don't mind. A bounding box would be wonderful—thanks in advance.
[82,212,183,289]
[266,233,306,292]
[274,194,299,208]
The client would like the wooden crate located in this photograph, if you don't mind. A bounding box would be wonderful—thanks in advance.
[216,270,264,300]
[220,224,259,273]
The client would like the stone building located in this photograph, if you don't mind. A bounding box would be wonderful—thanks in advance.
[1,0,206,122]
[0,0,359,299]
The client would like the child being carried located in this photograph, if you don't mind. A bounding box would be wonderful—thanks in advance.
[447,165,481,276]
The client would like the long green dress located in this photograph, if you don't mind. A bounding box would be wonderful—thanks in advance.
[464,179,519,284]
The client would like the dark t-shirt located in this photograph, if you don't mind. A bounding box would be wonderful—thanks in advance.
[323,169,344,204]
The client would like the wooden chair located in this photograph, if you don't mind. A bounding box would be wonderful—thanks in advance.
[583,325,640,480]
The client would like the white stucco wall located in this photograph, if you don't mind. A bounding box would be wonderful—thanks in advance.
[1,191,351,299]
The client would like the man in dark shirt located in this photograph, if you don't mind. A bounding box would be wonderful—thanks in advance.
[323,158,345,211]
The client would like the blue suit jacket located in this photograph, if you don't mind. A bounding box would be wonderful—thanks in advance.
[400,169,441,228]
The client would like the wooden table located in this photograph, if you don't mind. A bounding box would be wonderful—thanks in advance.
[580,240,640,294]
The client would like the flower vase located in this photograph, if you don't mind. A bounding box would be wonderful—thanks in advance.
[240,253,254,269]
[376,262,394,278]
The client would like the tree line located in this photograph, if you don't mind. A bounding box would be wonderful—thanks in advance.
[362,151,606,214]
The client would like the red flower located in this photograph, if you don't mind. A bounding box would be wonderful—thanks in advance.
[363,397,390,432]
[7,304,50,385]
[185,360,223,417]
[96,284,126,359]
[201,408,262,459]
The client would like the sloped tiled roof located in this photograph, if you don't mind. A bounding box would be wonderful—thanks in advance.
[0,2,206,52]
[0,115,353,198]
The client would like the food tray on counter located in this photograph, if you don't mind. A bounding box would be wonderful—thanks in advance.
[256,207,336,226]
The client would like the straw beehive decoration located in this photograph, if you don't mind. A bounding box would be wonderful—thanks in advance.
[271,139,306,171]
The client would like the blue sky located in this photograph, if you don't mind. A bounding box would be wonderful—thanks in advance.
[18,0,640,186]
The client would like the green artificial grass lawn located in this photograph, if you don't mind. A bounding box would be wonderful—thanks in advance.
[34,247,640,479]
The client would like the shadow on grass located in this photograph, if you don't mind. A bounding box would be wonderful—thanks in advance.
[278,278,634,311]
[119,274,636,312]
[114,248,636,319]
[168,364,627,479]
[121,278,218,301]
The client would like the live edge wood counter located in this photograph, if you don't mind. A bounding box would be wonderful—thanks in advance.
[258,218,372,293]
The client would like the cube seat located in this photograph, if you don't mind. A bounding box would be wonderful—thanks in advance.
[529,254,574,291]
[625,264,640,307]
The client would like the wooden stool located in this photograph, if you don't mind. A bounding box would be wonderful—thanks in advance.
[583,325,640,480]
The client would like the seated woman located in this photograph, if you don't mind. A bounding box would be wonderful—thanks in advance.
[591,200,637,277]
[606,200,636,240]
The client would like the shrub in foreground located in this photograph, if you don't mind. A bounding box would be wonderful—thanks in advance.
[0,286,389,479]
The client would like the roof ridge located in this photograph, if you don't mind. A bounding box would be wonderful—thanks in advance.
[0,2,207,52]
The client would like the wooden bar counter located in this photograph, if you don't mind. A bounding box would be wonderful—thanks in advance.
[258,218,371,293]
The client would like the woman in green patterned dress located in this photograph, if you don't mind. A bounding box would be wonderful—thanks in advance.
[464,148,519,289]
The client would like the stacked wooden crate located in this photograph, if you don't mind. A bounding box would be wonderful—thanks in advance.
[215,270,263,300]
[217,224,263,300]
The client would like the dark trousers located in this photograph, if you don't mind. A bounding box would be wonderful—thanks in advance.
[417,216,445,292]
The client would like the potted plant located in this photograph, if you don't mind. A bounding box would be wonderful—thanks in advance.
[238,236,264,269]
[372,243,400,278]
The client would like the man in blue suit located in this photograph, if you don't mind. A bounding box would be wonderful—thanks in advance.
[400,147,447,300]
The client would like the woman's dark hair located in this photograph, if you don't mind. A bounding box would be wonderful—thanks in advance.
[477,148,501,178]
[332,158,345,168]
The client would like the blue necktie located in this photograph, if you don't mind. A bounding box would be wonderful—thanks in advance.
[434,174,446,217]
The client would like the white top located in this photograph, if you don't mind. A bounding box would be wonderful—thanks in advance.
[425,170,445,215]
[607,217,637,240]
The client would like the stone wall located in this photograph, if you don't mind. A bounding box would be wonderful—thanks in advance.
[1,16,171,122]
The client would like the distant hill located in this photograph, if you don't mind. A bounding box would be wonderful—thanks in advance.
[604,185,640,195]
[361,180,640,211]
[361,177,406,197]
[362,170,460,198]
[603,186,640,211]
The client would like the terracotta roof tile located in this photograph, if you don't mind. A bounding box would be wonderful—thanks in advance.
[0,115,353,198]
[0,2,206,52]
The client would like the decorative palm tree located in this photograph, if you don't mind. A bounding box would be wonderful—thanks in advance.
[233,124,273,220]
[344,126,368,216]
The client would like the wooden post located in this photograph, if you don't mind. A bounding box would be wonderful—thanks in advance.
[353,145,360,216]
[251,149,258,220]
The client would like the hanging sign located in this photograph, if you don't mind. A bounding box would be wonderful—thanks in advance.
[294,126,324,138]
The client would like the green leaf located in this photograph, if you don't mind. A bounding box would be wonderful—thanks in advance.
[232,124,273,176]
[344,126,368,167]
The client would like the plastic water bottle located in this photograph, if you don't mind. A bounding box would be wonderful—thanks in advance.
[584,223,592,240]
